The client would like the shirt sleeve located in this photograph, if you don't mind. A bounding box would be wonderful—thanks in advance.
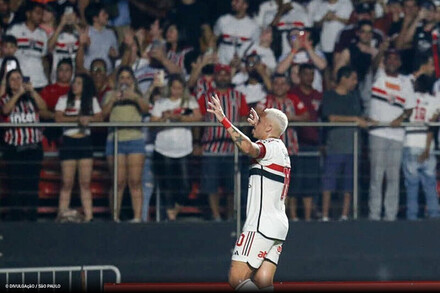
[151,99,164,118]
[92,97,102,114]
[256,141,266,159]
[54,96,67,112]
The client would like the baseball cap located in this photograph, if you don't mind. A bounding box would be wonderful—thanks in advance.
[355,2,374,14]
[214,64,231,74]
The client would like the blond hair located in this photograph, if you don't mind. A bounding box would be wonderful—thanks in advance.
[264,108,288,136]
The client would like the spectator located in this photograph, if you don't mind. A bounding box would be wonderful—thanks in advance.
[1,69,47,221]
[403,74,440,220]
[101,66,149,223]
[0,0,15,31]
[164,22,197,77]
[167,0,210,54]
[187,52,217,98]
[115,28,148,73]
[312,0,353,67]
[256,0,311,59]
[83,2,119,72]
[393,0,420,74]
[40,4,56,37]
[6,1,49,91]
[289,63,323,221]
[368,49,416,221]
[333,20,389,115]
[320,66,369,221]
[54,73,103,223]
[133,21,182,95]
[40,58,73,145]
[276,27,327,93]
[47,0,78,24]
[240,26,277,73]
[47,6,79,84]
[0,34,17,62]
[214,0,260,65]
[333,2,384,56]
[150,74,202,220]
[234,51,272,108]
[197,64,249,221]
[0,35,18,95]
[256,73,310,221]
[140,74,163,222]
[108,0,132,44]
[396,0,438,73]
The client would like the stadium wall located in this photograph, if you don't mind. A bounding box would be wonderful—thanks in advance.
[0,221,439,283]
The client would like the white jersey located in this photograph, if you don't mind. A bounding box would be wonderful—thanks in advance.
[313,0,353,53]
[54,95,101,136]
[50,31,79,84]
[242,138,290,241]
[214,14,260,65]
[255,0,311,56]
[405,92,440,149]
[151,96,199,158]
[7,23,48,88]
[369,68,416,142]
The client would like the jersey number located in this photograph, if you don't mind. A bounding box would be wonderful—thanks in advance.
[281,167,290,201]
[414,106,426,121]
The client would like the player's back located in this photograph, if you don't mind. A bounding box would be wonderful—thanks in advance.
[243,138,290,241]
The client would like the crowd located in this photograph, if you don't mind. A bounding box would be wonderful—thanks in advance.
[0,0,440,223]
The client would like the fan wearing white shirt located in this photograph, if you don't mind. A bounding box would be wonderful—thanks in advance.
[403,74,440,220]
[213,0,260,65]
[368,49,416,221]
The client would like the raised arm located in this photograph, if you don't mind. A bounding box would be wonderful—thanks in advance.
[207,94,261,158]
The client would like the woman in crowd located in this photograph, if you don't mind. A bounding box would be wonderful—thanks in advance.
[1,69,47,221]
[54,73,103,223]
[150,74,202,220]
[102,66,149,222]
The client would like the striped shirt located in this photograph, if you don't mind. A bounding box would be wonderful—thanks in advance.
[0,95,42,146]
[243,138,291,241]
[369,68,416,142]
[7,23,48,88]
[257,94,308,155]
[198,88,249,154]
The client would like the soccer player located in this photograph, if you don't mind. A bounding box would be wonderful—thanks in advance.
[207,94,290,291]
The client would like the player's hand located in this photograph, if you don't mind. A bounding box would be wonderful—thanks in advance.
[247,108,259,127]
[207,94,226,122]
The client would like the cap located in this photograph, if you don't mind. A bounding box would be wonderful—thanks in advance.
[355,2,374,14]
[214,64,231,74]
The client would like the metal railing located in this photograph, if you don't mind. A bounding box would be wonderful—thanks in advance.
[0,120,437,236]
[0,265,121,291]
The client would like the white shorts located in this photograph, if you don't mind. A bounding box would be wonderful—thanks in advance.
[231,231,283,269]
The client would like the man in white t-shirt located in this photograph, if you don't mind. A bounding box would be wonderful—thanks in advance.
[214,0,260,65]
[403,74,440,220]
[7,1,48,90]
[368,49,416,221]
[207,95,290,291]
[311,0,353,63]
[255,0,311,58]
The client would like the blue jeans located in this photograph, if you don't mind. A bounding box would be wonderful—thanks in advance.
[141,150,154,222]
[402,147,439,220]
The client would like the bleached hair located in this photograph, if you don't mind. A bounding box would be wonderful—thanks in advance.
[264,108,288,136]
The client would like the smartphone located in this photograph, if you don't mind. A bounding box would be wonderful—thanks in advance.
[23,76,30,83]
[6,60,17,72]
[157,70,165,86]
